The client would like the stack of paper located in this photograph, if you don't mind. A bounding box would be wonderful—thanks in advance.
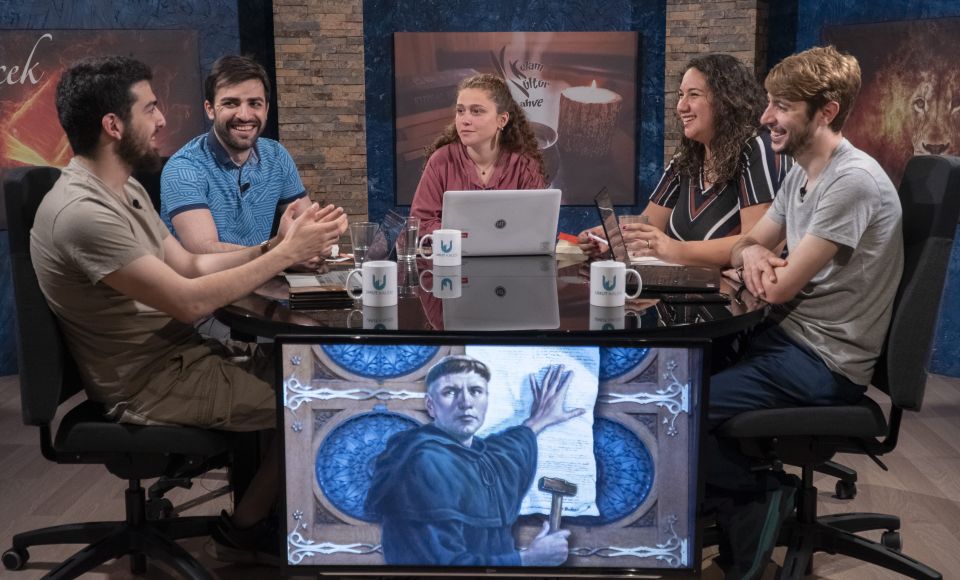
[285,270,355,310]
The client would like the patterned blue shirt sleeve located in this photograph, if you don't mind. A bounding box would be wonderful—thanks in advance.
[159,152,209,234]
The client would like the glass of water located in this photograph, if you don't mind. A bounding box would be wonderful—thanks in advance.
[395,216,420,261]
[619,214,649,228]
[349,221,379,267]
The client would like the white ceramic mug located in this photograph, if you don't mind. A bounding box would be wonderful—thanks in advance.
[589,260,641,307]
[346,260,398,306]
[417,229,461,266]
[347,304,398,330]
[419,266,462,299]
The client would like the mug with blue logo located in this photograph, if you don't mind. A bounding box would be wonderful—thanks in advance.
[419,265,462,299]
[417,229,461,266]
[589,260,641,307]
[346,260,398,306]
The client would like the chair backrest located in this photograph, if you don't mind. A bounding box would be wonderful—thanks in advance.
[873,155,960,410]
[131,156,167,213]
[2,166,82,427]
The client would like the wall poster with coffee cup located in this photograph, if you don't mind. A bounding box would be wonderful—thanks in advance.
[393,32,638,206]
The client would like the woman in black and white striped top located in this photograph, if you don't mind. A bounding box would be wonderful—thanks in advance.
[580,53,793,268]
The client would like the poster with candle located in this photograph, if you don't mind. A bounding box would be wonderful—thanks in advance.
[394,32,638,205]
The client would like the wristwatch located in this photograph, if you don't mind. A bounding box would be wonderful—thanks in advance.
[259,239,271,255]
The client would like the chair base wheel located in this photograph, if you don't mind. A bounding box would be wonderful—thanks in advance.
[146,498,174,520]
[835,480,857,499]
[2,548,29,571]
[882,530,902,551]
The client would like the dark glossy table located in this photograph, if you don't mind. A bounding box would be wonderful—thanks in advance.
[216,257,767,339]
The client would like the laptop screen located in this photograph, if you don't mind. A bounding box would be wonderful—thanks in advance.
[593,188,722,294]
[441,189,561,256]
[594,187,631,265]
[278,334,707,577]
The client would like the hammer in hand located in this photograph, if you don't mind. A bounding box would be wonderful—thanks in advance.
[538,476,578,532]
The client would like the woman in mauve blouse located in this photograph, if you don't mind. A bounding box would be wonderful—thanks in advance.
[410,73,547,236]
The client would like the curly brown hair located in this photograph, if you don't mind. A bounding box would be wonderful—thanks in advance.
[424,73,547,181]
[673,54,767,185]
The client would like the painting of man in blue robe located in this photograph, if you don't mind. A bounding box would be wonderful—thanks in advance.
[365,355,584,566]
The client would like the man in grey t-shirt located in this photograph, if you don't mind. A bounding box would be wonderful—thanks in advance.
[705,46,903,579]
[33,55,348,563]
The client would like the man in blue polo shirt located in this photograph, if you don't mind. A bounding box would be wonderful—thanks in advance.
[161,55,318,259]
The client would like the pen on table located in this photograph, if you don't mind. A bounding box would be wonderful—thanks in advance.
[587,232,609,246]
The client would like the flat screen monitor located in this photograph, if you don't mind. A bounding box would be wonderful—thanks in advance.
[277,334,708,577]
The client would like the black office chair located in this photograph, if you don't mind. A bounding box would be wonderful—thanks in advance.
[1,166,233,579]
[715,154,960,579]
[132,157,167,213]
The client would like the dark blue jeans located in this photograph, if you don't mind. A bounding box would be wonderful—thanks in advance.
[705,323,867,492]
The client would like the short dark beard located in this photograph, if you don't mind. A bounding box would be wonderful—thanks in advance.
[781,123,815,158]
[213,118,261,154]
[117,125,163,173]
[780,105,817,157]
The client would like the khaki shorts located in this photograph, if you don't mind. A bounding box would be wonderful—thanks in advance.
[112,340,276,432]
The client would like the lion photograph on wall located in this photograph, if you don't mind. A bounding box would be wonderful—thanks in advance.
[824,18,960,186]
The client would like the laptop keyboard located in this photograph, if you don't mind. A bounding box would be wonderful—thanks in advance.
[630,265,720,293]
[637,265,687,287]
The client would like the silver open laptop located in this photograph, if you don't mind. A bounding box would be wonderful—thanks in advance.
[441,189,561,256]
[443,256,559,331]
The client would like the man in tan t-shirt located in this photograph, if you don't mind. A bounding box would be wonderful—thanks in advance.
[30,55,347,563]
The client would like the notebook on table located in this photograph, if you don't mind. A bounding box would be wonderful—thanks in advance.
[277,332,707,577]
[594,188,721,293]
[442,188,561,256]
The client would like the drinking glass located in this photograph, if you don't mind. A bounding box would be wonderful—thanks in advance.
[397,259,420,297]
[349,222,379,267]
[395,216,420,261]
[619,214,649,228]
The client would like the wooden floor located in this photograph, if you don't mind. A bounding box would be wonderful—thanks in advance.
[1,372,959,579]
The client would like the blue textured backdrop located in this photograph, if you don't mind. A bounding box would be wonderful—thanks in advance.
[784,0,960,377]
[361,0,666,236]
[0,0,241,375]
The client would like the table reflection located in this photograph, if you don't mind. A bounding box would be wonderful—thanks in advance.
[217,257,766,339]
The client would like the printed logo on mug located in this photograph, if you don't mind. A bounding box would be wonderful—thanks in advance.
[590,260,642,307]
[346,260,398,306]
[417,229,461,266]
[419,266,462,299]
[347,304,398,330]
[590,304,626,331]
